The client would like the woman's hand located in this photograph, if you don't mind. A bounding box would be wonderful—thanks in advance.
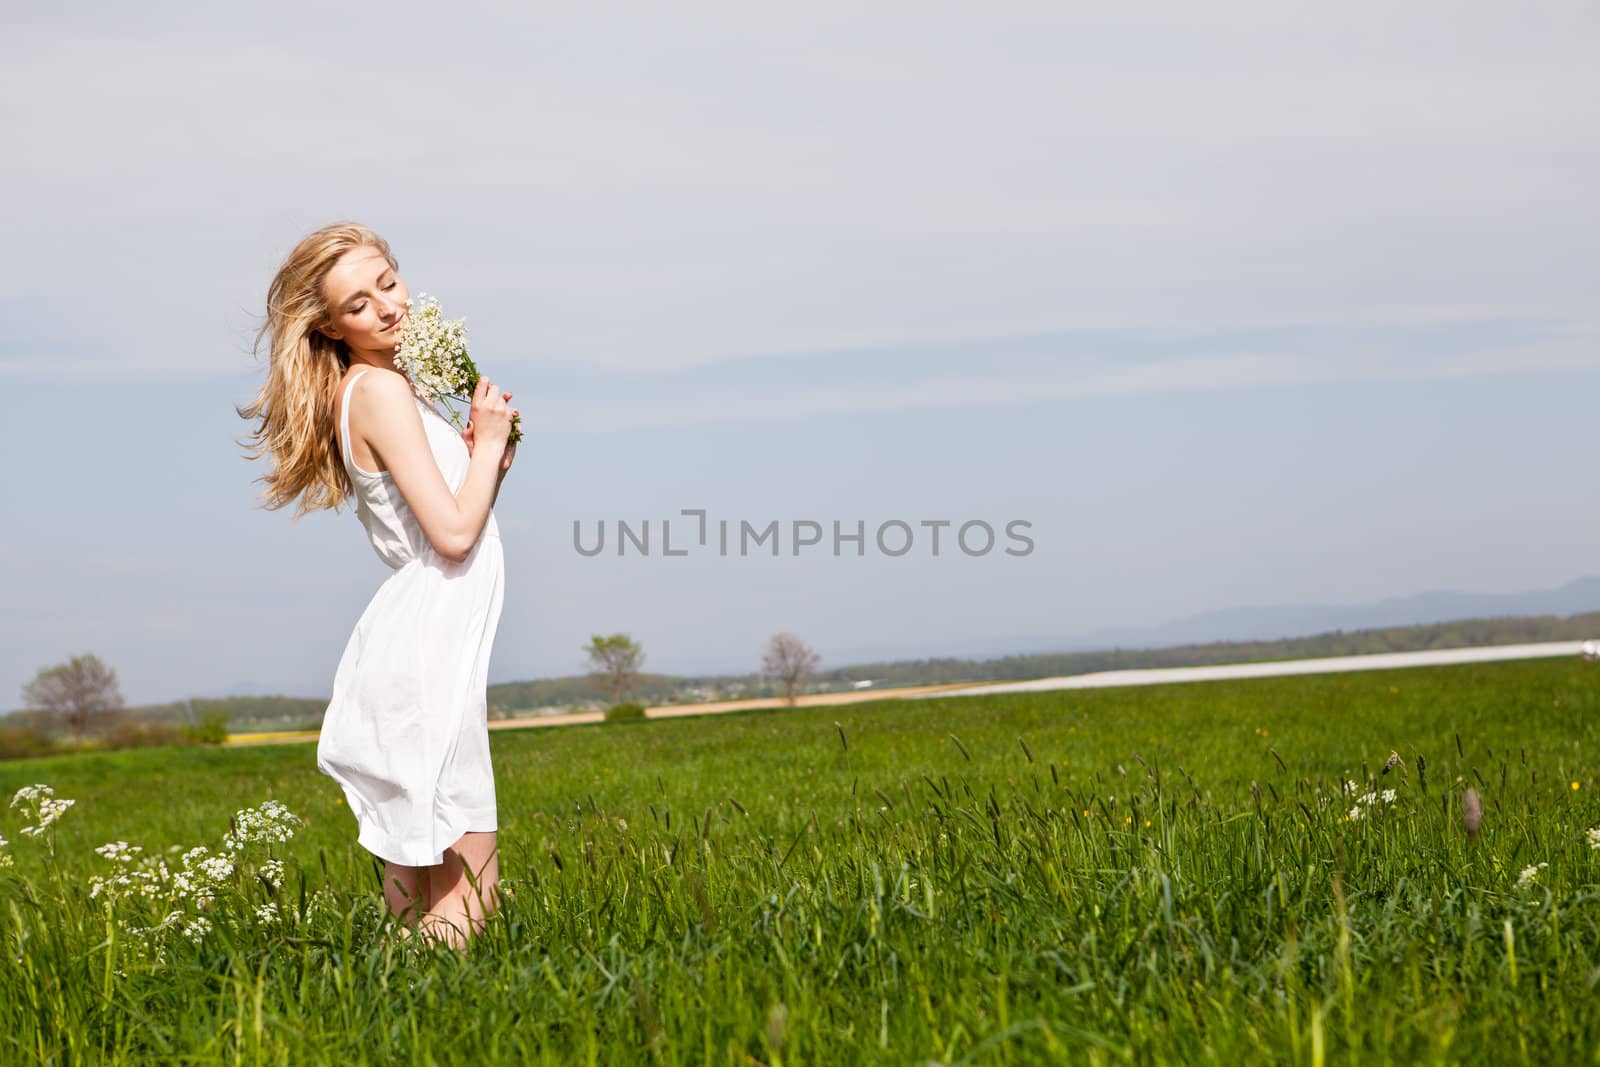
[463,414,519,473]
[462,381,518,474]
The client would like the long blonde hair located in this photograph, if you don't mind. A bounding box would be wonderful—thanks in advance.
[237,222,398,518]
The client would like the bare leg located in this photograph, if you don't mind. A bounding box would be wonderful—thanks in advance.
[383,861,430,936]
[419,831,500,949]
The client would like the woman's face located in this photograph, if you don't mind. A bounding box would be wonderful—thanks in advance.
[318,245,410,358]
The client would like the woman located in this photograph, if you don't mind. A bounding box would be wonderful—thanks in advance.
[238,221,517,949]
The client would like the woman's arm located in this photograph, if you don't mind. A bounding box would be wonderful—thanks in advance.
[465,407,519,509]
[352,370,513,563]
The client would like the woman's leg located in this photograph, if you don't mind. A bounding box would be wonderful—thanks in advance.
[382,861,430,933]
[420,831,500,947]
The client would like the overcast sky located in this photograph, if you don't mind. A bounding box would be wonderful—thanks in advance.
[4,3,1598,705]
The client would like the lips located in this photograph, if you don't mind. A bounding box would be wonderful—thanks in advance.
[382,312,407,334]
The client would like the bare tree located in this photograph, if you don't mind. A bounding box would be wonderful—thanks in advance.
[21,653,125,740]
[762,633,821,706]
[584,634,645,704]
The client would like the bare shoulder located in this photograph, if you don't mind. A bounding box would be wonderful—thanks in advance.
[343,368,423,474]
[347,367,423,432]
[348,366,415,411]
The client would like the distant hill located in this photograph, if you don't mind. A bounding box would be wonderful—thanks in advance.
[1063,576,1600,650]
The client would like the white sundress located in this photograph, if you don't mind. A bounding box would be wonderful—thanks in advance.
[317,366,505,868]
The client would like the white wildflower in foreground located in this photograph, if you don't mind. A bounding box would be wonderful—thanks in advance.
[89,843,170,903]
[74,797,305,961]
[392,293,523,443]
[1587,826,1600,850]
[259,859,285,889]
[21,798,75,836]
[223,800,301,852]
[10,784,52,808]
[95,841,142,862]
[1516,862,1548,889]
[171,846,235,905]
[11,785,75,837]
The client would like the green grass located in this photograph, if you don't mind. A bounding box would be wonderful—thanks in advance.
[2,657,1599,1065]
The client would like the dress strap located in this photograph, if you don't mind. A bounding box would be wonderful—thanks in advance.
[339,367,371,472]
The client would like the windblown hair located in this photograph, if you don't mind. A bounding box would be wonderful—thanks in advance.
[237,222,397,518]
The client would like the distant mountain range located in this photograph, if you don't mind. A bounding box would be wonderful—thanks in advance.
[814,576,1600,668]
[1059,575,1600,651]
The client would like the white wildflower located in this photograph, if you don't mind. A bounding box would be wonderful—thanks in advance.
[254,902,279,924]
[199,856,233,882]
[174,846,234,904]
[95,841,142,863]
[307,887,338,917]
[1346,787,1398,819]
[259,859,285,889]
[10,784,51,808]
[138,861,169,899]
[18,797,75,836]
[183,916,212,944]
[1586,826,1600,850]
[391,294,522,442]
[1516,862,1548,889]
[223,800,301,852]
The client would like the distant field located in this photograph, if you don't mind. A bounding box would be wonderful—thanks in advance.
[2,657,1598,1064]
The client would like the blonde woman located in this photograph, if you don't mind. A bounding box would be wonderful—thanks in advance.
[239,222,517,949]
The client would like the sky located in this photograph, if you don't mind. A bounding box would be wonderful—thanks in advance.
[3,3,1598,706]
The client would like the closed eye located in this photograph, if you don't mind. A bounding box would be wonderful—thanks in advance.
[349,281,399,315]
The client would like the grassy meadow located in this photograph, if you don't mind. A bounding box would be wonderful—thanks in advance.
[2,656,1599,1065]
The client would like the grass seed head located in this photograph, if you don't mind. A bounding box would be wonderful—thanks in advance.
[1462,787,1483,836]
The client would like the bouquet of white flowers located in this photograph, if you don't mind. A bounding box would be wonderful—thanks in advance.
[392,293,523,444]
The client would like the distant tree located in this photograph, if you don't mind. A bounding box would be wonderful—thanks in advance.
[584,634,645,704]
[21,653,125,741]
[762,633,821,706]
